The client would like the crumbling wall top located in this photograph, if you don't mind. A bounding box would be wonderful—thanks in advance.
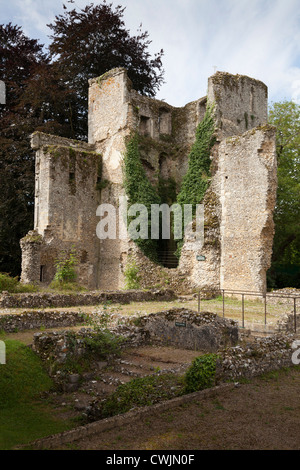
[207,71,268,139]
[88,67,132,89]
[30,131,94,152]
[209,71,268,92]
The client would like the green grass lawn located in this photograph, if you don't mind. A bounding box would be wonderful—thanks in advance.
[0,339,75,450]
[98,296,290,328]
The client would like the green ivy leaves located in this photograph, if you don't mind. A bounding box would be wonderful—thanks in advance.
[123,104,216,262]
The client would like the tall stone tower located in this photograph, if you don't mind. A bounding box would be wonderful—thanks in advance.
[20,69,277,294]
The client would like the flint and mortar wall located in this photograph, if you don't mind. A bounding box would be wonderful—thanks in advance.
[88,69,206,290]
[177,73,276,293]
[21,69,277,294]
[207,72,268,139]
[31,308,296,387]
[88,69,133,290]
[21,133,102,288]
[218,126,277,292]
[0,288,175,310]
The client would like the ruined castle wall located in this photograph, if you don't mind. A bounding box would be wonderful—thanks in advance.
[87,69,276,294]
[178,120,277,295]
[178,73,274,294]
[130,91,207,190]
[88,69,133,290]
[21,133,101,288]
[178,169,222,292]
[218,126,277,293]
[87,69,207,290]
[207,72,268,139]
[21,69,277,295]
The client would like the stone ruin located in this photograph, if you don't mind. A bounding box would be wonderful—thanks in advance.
[20,68,277,294]
[30,307,295,398]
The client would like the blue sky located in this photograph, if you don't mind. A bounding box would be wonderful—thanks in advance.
[2,0,300,107]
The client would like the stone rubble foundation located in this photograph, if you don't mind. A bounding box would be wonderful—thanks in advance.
[30,308,297,389]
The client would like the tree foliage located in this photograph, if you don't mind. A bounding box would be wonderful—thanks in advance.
[268,100,300,287]
[47,2,164,138]
[0,24,47,276]
[0,3,164,277]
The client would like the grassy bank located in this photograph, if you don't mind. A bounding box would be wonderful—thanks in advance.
[0,340,75,450]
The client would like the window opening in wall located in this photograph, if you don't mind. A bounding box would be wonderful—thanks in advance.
[40,265,45,282]
[69,152,76,194]
[159,108,172,135]
[139,116,151,136]
[81,250,88,263]
[141,158,155,185]
[69,172,76,194]
[159,153,170,179]
[250,86,255,113]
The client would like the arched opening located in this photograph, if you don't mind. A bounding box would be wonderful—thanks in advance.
[157,154,179,269]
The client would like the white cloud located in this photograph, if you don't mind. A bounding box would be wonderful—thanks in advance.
[2,0,300,106]
[3,0,61,45]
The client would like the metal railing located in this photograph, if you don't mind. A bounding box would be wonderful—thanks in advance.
[157,251,179,269]
[197,288,300,333]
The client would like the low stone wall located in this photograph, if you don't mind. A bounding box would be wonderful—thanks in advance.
[32,322,145,367]
[136,308,239,352]
[0,289,176,309]
[29,309,296,392]
[0,310,86,333]
[32,309,239,380]
[216,334,296,382]
[267,288,300,306]
[31,309,297,392]
[32,325,143,390]
[33,328,122,371]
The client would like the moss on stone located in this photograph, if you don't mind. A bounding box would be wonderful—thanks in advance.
[211,72,267,93]
[21,231,43,245]
[171,107,189,139]
[96,179,109,191]
[96,67,126,88]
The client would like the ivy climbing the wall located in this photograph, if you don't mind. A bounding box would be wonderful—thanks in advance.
[123,104,216,264]
[123,133,161,262]
[175,103,216,257]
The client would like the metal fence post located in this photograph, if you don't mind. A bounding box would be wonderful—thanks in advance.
[242,293,245,328]
[222,289,225,318]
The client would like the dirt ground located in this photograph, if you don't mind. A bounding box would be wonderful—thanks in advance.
[57,365,300,451]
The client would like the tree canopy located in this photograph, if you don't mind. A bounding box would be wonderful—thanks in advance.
[0,24,48,276]
[0,3,164,277]
[47,2,164,138]
[268,100,300,288]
